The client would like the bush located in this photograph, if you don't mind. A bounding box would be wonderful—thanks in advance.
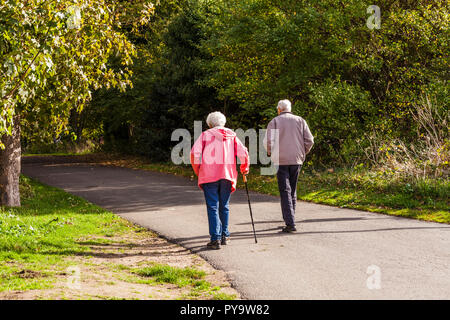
[359,95,449,180]
[306,79,376,165]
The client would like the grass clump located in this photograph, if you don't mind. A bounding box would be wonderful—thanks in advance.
[133,263,206,288]
[132,263,236,300]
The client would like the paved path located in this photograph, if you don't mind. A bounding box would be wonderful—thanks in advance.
[22,161,450,299]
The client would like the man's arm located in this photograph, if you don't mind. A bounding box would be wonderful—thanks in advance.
[263,119,275,156]
[303,120,314,154]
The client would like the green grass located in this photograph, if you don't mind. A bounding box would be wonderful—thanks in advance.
[117,262,236,300]
[133,263,206,288]
[210,291,237,300]
[1,177,237,299]
[249,167,449,224]
[0,175,137,292]
[181,286,236,300]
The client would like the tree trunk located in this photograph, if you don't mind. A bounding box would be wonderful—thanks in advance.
[0,116,21,207]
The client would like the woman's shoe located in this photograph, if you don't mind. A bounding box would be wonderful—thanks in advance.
[207,240,221,250]
[221,236,230,245]
[281,225,297,233]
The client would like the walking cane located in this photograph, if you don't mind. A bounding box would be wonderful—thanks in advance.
[243,174,257,244]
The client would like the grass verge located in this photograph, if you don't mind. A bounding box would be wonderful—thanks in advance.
[0,175,238,300]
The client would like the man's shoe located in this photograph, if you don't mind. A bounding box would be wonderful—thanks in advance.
[221,236,230,245]
[281,225,297,233]
[207,240,221,250]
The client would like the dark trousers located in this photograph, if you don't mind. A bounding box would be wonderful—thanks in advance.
[276,165,302,227]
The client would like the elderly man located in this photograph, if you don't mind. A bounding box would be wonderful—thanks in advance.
[191,112,250,249]
[264,100,314,233]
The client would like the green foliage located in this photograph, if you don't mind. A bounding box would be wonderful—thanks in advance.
[307,80,375,164]
[23,0,448,169]
[89,0,219,160]
[89,0,448,167]
[197,0,448,164]
[0,0,136,148]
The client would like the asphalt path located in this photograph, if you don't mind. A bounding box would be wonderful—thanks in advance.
[22,160,450,299]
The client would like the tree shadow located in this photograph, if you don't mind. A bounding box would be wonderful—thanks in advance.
[21,163,265,215]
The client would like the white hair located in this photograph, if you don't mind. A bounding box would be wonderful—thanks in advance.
[206,111,226,128]
[277,99,292,112]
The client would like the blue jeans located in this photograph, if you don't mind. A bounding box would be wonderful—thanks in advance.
[276,165,302,227]
[202,179,232,241]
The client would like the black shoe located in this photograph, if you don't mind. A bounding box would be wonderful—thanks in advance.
[281,225,297,233]
[221,235,230,245]
[207,240,221,250]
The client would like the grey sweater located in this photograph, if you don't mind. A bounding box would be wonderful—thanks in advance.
[263,112,314,165]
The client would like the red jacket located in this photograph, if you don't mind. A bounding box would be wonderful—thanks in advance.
[190,127,249,192]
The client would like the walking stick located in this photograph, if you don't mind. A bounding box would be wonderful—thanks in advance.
[243,174,257,243]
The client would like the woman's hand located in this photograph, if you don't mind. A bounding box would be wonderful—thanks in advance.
[240,166,249,175]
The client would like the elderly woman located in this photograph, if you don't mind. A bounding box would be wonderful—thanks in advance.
[190,111,249,250]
